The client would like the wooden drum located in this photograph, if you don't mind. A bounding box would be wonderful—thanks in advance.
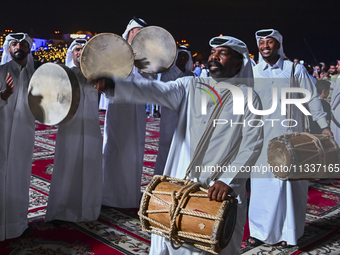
[138,175,237,254]
[28,63,80,126]
[268,132,340,180]
[131,26,177,74]
[80,33,134,80]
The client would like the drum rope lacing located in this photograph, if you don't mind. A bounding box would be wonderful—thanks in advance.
[280,132,332,166]
[138,175,228,254]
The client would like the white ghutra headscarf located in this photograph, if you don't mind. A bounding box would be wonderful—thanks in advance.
[209,35,254,87]
[122,17,147,41]
[169,45,193,74]
[255,29,284,63]
[1,32,34,71]
[65,39,87,68]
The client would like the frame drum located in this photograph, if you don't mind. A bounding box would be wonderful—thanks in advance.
[28,63,80,126]
[131,26,177,74]
[80,33,134,80]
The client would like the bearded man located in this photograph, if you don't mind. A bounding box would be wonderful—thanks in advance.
[0,32,36,240]
[95,36,263,255]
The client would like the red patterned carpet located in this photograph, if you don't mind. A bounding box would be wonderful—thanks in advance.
[1,111,340,254]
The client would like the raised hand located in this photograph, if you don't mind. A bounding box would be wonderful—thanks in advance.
[1,73,14,101]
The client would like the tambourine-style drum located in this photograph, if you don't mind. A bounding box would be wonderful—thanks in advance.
[28,63,80,126]
[268,132,340,180]
[80,33,134,80]
[131,26,177,74]
[139,175,237,254]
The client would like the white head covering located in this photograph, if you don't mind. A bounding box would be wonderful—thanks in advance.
[209,36,254,86]
[65,38,87,68]
[255,29,284,63]
[169,45,193,74]
[1,32,34,70]
[122,17,147,41]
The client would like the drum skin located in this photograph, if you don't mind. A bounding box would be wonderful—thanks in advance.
[139,176,237,253]
[80,33,134,80]
[268,133,340,180]
[28,63,80,126]
[131,26,177,74]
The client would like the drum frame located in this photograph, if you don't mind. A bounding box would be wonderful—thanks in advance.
[131,26,177,74]
[28,63,80,126]
[80,33,134,80]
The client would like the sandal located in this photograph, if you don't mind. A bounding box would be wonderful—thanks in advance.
[245,236,264,247]
[280,241,293,248]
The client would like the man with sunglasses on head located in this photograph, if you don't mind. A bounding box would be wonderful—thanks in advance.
[45,39,103,223]
[94,35,263,255]
[247,29,332,248]
[0,32,35,240]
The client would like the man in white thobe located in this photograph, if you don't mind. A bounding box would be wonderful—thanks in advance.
[330,63,340,146]
[0,33,35,240]
[95,36,264,255]
[154,45,194,175]
[248,29,332,247]
[45,39,102,222]
[101,17,157,208]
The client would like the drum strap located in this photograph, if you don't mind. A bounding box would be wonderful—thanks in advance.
[287,62,296,131]
[288,62,310,132]
[183,84,242,186]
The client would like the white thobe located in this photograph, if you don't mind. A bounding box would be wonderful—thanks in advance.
[249,58,328,245]
[105,76,264,255]
[45,67,102,222]
[102,67,157,208]
[0,60,35,241]
[154,66,193,175]
[330,77,340,146]
[99,93,109,110]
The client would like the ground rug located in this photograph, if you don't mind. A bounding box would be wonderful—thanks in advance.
[1,111,340,254]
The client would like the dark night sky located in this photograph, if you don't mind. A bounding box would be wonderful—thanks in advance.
[2,0,340,65]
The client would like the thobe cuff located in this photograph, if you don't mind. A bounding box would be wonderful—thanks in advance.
[316,118,328,129]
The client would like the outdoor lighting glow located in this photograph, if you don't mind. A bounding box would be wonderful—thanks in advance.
[70,34,87,39]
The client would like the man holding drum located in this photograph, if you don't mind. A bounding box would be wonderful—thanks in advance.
[95,36,264,255]
[330,62,340,146]
[102,17,158,208]
[247,29,332,248]
[45,39,102,223]
[0,32,35,240]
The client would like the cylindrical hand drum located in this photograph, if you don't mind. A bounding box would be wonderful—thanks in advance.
[268,132,340,180]
[131,26,177,74]
[28,63,80,126]
[138,175,238,254]
[80,33,134,80]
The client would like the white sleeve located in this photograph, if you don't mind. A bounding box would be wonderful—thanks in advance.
[104,76,187,112]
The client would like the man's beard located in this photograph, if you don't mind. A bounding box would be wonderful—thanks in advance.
[10,49,28,61]
[208,60,223,75]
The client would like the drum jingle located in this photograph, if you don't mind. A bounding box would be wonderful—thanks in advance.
[268,132,340,180]
[131,26,177,74]
[80,33,134,80]
[139,175,238,254]
[28,63,80,126]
